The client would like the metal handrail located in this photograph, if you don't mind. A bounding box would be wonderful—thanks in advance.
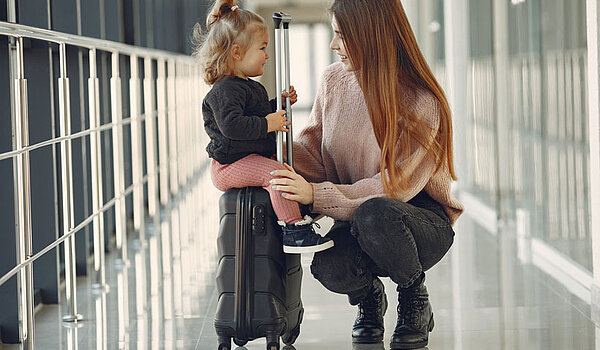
[0,183,136,287]
[1,17,208,348]
[0,21,195,62]
[0,116,136,162]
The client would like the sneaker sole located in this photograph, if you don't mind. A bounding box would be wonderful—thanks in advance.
[283,240,334,254]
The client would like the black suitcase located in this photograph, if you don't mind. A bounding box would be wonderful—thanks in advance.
[214,187,303,350]
[214,12,302,350]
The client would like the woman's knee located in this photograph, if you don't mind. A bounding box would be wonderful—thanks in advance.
[310,251,358,294]
[310,250,338,284]
[352,197,409,235]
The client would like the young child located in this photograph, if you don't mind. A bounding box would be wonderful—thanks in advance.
[193,0,333,254]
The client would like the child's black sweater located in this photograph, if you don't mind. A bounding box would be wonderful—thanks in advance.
[203,75,277,164]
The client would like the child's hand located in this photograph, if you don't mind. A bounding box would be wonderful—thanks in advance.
[282,85,298,106]
[266,110,291,133]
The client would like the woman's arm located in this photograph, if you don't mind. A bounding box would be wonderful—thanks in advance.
[274,92,440,221]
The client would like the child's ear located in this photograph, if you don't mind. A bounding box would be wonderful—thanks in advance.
[231,44,242,61]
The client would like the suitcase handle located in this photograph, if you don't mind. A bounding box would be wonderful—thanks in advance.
[273,12,293,167]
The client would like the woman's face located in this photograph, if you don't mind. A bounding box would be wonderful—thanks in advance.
[330,16,353,71]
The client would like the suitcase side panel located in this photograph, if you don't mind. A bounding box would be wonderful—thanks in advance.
[215,187,303,342]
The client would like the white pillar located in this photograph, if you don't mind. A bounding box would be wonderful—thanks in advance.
[492,0,512,222]
[587,0,600,326]
[443,0,470,187]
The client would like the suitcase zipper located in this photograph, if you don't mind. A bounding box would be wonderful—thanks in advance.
[234,189,248,340]
[245,190,254,338]
[234,188,254,341]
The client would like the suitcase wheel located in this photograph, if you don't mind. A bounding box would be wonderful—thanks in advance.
[233,338,248,347]
[282,324,300,345]
[217,335,231,350]
[266,331,280,350]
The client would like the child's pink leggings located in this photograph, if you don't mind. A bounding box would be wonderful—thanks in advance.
[210,154,302,224]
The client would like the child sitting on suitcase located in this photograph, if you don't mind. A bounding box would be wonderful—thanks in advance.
[193,0,333,254]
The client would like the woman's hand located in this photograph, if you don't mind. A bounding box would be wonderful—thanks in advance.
[270,163,314,205]
[282,85,298,106]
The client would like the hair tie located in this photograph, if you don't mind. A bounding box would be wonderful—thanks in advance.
[231,5,238,11]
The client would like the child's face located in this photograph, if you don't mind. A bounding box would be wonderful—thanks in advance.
[235,29,269,79]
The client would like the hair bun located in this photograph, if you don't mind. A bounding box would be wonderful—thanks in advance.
[208,2,238,27]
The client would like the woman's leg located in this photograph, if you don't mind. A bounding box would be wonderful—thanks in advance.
[350,192,455,288]
[310,221,374,302]
[210,154,302,223]
[310,221,388,344]
[350,192,455,349]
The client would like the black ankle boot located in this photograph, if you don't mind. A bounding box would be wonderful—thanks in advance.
[352,277,388,344]
[391,274,434,349]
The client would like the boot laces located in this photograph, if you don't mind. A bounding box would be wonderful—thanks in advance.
[398,292,424,325]
[358,293,381,320]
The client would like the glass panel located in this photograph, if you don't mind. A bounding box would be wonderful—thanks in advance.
[467,0,498,209]
[508,0,590,270]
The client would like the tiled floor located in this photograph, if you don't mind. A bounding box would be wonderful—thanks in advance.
[3,176,598,349]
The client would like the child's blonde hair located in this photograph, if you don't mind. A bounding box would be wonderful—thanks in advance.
[192,0,267,85]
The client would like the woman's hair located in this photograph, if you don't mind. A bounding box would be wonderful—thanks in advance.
[330,0,457,198]
[192,0,266,84]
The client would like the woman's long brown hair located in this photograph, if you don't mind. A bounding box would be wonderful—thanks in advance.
[330,0,457,198]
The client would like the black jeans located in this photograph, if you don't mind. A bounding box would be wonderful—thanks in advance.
[310,191,455,304]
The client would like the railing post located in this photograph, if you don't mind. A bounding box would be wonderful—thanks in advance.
[110,52,128,266]
[156,59,170,207]
[11,35,36,350]
[129,54,145,242]
[58,42,83,323]
[88,48,108,291]
[144,57,158,219]
[167,60,179,197]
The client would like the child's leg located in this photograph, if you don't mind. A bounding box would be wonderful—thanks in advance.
[211,154,303,224]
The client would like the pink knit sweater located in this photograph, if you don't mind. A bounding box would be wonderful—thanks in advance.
[291,63,464,225]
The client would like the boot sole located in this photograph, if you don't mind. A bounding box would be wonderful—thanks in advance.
[390,314,434,349]
[352,336,383,344]
[283,240,334,254]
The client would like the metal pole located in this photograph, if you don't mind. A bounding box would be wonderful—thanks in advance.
[59,42,83,323]
[283,18,293,167]
[273,13,284,163]
[111,52,128,266]
[11,35,36,350]
[129,54,145,239]
[144,57,158,219]
[167,60,179,197]
[157,59,170,207]
[88,48,108,291]
[175,63,185,189]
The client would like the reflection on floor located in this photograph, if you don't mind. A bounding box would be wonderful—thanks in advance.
[4,177,597,349]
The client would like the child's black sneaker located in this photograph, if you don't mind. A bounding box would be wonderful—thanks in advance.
[279,216,334,254]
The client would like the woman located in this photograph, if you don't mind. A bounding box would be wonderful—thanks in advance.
[270,0,464,348]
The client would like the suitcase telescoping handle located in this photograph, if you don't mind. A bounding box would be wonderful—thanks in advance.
[273,12,293,167]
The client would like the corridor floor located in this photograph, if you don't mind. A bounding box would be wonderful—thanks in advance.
[3,180,597,349]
